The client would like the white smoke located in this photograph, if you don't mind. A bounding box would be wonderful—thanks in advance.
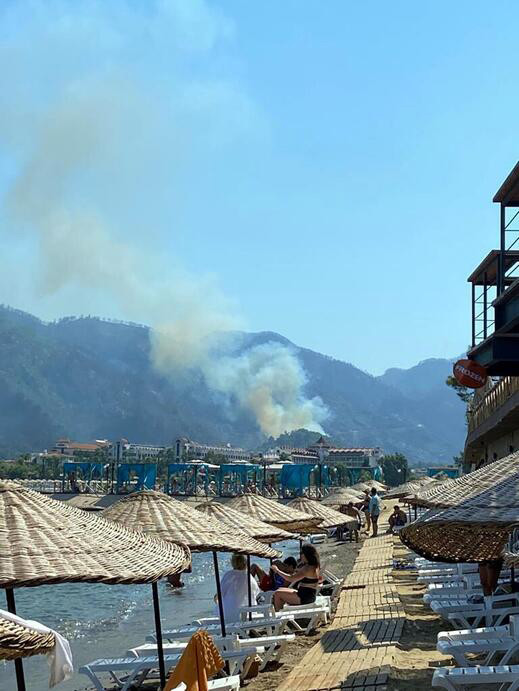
[0,0,328,437]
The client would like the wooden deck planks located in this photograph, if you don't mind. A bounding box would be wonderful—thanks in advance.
[278,528,403,691]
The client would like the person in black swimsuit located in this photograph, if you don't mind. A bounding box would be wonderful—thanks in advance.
[271,544,321,611]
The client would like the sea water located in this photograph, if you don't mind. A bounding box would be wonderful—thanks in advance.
[0,543,298,690]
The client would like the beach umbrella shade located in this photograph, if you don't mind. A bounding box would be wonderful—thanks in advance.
[195,502,293,543]
[350,482,371,492]
[321,491,363,506]
[400,452,519,563]
[384,479,429,500]
[0,480,191,691]
[226,494,322,533]
[0,616,55,661]
[287,497,358,530]
[102,490,280,639]
[364,480,388,493]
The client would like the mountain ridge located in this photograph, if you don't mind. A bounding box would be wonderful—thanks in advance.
[0,305,466,461]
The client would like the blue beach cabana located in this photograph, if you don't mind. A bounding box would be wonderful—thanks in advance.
[62,461,107,493]
[116,463,157,493]
[218,463,262,497]
[166,462,217,497]
[280,463,330,498]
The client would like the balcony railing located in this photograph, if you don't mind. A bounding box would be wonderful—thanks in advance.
[468,376,519,435]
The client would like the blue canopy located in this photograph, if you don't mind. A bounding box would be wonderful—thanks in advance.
[280,463,330,496]
[117,463,157,492]
[63,461,105,479]
[166,463,213,495]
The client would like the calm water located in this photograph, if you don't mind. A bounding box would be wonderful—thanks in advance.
[0,543,298,690]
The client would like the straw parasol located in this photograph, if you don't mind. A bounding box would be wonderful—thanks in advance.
[195,502,293,543]
[384,479,429,500]
[287,497,357,529]
[0,617,55,661]
[102,491,279,558]
[321,490,363,506]
[364,480,388,493]
[400,452,519,563]
[102,490,280,642]
[350,482,371,492]
[0,481,191,691]
[226,494,322,533]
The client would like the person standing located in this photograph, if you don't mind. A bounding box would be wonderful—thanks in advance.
[368,487,381,537]
[361,490,371,535]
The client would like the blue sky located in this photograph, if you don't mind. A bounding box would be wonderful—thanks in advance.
[0,1,517,375]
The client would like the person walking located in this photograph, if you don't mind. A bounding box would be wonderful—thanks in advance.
[368,487,381,537]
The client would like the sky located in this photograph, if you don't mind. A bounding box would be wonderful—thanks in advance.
[0,0,517,375]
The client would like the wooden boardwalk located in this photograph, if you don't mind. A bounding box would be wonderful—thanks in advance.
[278,533,404,691]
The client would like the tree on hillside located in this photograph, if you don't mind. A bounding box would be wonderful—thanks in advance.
[380,453,409,486]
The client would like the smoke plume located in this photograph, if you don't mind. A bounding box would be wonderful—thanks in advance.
[0,0,328,437]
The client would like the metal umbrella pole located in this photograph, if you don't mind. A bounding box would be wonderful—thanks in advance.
[246,555,253,621]
[5,588,26,691]
[212,551,226,637]
[151,581,166,690]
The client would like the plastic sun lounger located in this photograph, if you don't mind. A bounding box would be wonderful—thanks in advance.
[430,594,519,618]
[79,650,251,691]
[437,635,519,667]
[432,665,519,690]
[154,615,294,643]
[130,633,296,672]
[447,605,519,630]
[238,600,331,634]
[424,578,511,604]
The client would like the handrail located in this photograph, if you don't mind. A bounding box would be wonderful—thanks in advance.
[468,376,519,434]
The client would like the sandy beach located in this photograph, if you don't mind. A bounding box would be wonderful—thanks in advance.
[243,536,361,691]
[387,539,451,689]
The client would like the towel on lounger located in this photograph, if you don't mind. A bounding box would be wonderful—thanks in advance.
[164,630,224,691]
[0,609,73,687]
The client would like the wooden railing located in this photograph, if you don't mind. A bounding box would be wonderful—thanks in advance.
[468,376,519,435]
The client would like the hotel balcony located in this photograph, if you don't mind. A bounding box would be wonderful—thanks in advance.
[465,376,519,467]
[468,162,519,375]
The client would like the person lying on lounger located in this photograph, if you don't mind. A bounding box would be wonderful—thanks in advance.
[271,544,320,611]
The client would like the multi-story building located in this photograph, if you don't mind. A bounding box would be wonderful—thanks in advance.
[463,161,519,470]
[174,437,253,463]
[111,439,165,462]
[52,438,111,456]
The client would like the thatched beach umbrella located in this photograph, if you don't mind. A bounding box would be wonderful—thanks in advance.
[195,502,293,543]
[287,497,357,530]
[321,490,363,506]
[384,479,428,500]
[0,616,55,661]
[0,481,191,691]
[102,491,279,639]
[400,452,519,563]
[226,494,322,533]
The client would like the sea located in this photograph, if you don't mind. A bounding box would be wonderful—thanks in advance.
[0,543,299,691]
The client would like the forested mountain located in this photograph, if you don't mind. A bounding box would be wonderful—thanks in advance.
[0,306,466,461]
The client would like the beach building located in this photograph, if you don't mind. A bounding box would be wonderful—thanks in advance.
[463,161,519,470]
[174,437,253,463]
[52,438,111,455]
[111,439,165,461]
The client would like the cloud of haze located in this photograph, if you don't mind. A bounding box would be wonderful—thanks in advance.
[0,0,328,437]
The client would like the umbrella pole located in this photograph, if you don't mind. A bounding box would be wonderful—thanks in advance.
[247,555,252,621]
[213,551,226,637]
[5,588,26,691]
[151,581,166,690]
[413,503,417,520]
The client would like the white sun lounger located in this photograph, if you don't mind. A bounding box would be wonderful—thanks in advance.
[438,625,510,642]
[79,650,251,691]
[238,600,331,634]
[430,594,519,618]
[447,605,519,630]
[130,633,296,671]
[437,635,519,667]
[152,615,294,643]
[432,665,519,690]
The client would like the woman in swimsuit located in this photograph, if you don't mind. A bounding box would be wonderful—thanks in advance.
[271,544,320,611]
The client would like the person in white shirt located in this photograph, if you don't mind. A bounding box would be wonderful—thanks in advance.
[215,553,260,624]
[368,488,381,537]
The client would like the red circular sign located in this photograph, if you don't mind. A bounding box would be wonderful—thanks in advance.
[453,359,487,388]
